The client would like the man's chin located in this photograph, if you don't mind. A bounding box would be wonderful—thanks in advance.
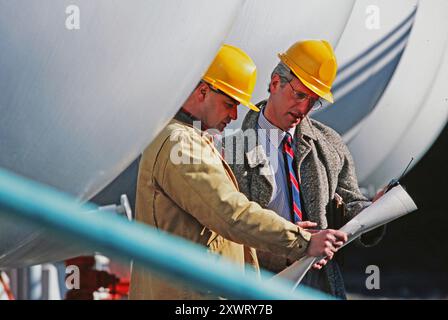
[287,113,304,126]
[286,119,302,129]
[217,123,228,132]
[206,125,225,133]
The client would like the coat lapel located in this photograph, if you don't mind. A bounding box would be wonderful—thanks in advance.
[294,116,322,224]
[245,144,274,208]
[294,116,317,183]
[242,106,274,208]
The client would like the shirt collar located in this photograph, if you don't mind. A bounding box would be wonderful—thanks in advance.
[257,107,296,148]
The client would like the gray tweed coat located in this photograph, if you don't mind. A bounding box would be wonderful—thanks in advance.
[223,101,384,298]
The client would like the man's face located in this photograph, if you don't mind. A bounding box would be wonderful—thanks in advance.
[201,85,239,132]
[267,74,320,131]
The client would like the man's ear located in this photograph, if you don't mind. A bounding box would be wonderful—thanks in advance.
[270,74,281,94]
[196,82,209,102]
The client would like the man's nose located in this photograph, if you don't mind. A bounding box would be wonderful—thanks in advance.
[296,100,312,113]
[229,106,238,120]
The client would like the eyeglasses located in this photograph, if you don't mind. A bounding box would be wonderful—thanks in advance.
[287,80,322,111]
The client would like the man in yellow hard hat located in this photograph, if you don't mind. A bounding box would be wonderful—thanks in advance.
[129,44,348,299]
[225,40,384,299]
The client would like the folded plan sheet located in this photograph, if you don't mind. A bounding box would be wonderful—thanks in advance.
[273,185,418,291]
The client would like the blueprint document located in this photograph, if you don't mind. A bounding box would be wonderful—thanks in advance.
[273,185,418,291]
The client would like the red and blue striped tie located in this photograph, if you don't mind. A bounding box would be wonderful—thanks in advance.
[282,132,303,223]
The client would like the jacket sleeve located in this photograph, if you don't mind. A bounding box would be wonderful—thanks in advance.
[154,128,311,261]
[336,142,386,247]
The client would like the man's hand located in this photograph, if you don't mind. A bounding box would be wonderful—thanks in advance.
[296,221,325,269]
[372,187,387,202]
[312,257,330,270]
[296,221,318,230]
[305,229,348,269]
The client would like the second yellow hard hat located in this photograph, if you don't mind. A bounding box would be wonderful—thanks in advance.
[278,40,338,103]
[202,44,259,111]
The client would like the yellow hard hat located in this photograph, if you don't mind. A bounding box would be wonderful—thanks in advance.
[202,44,259,111]
[278,40,337,103]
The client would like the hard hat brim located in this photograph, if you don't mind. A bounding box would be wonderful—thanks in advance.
[216,86,260,111]
[245,102,260,112]
[229,95,259,112]
[218,88,260,112]
[204,77,260,112]
[296,74,335,103]
[222,88,259,111]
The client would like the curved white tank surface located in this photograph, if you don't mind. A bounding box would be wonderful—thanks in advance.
[313,0,448,191]
[313,0,419,136]
[0,0,242,268]
[344,0,448,189]
[225,0,356,129]
[0,0,242,200]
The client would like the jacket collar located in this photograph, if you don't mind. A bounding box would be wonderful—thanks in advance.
[174,108,199,126]
[174,108,210,132]
[173,108,218,143]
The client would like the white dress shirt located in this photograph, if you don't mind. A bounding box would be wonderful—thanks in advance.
[257,109,296,221]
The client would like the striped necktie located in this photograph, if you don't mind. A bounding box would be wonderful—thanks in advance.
[282,132,303,223]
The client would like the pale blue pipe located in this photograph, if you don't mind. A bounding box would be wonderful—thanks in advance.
[0,168,331,300]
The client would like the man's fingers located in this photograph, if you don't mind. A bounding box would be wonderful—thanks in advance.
[330,230,348,242]
[334,241,344,248]
[325,240,337,253]
[307,229,346,258]
[318,258,327,266]
[312,263,322,270]
[313,258,328,270]
[324,248,334,259]
[326,233,337,243]
[373,187,387,202]
[325,232,346,250]
[297,221,318,228]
